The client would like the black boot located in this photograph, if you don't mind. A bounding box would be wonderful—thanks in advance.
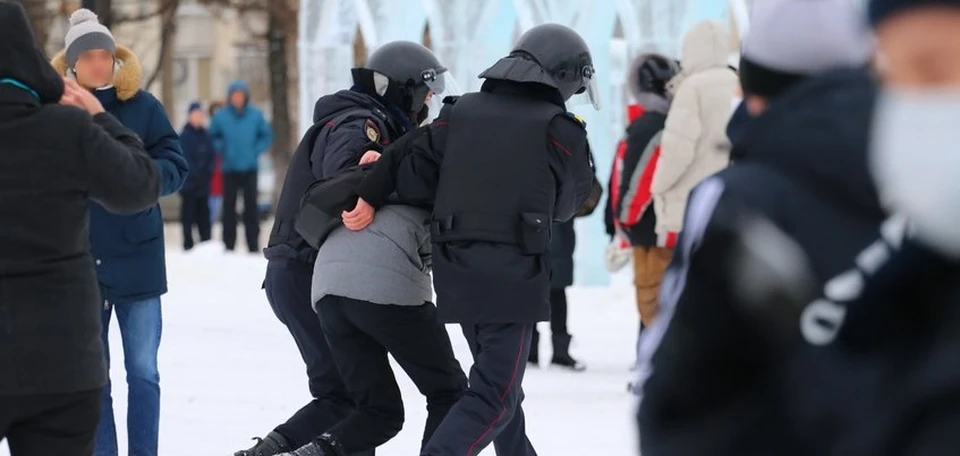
[551,334,586,372]
[528,330,540,367]
[235,431,294,456]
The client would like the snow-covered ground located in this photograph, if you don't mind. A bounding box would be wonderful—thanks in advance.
[2,235,641,456]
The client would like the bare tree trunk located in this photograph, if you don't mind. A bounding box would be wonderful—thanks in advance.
[158,2,178,118]
[17,0,52,50]
[95,0,112,28]
[267,7,294,206]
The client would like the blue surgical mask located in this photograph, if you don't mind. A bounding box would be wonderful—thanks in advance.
[871,88,960,258]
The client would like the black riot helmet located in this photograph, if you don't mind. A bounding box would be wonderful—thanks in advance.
[479,23,598,109]
[352,41,454,116]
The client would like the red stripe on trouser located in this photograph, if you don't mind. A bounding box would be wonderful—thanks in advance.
[464,324,528,456]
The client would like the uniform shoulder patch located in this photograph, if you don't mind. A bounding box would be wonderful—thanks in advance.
[364,119,381,143]
[564,112,587,128]
[442,95,460,105]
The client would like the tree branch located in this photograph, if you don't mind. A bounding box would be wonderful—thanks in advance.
[113,0,179,24]
[143,0,180,89]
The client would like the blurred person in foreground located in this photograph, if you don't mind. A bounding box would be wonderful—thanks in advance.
[777,1,960,454]
[0,2,161,454]
[209,81,273,253]
[52,9,187,456]
[636,0,880,455]
[179,101,216,251]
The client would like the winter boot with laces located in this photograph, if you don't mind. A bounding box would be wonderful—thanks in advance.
[550,334,586,372]
[234,431,294,456]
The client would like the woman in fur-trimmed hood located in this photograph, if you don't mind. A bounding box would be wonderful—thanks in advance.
[51,9,187,456]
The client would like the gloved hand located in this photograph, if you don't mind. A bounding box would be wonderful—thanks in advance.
[604,237,632,272]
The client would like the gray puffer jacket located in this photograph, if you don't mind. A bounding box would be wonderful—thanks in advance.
[312,205,433,308]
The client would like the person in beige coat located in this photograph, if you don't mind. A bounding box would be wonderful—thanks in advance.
[651,20,737,246]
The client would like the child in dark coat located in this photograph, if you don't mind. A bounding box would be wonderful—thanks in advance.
[179,101,215,250]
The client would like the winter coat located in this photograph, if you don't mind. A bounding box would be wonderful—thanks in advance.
[312,205,433,308]
[638,69,883,456]
[612,96,671,247]
[605,104,643,240]
[208,80,273,172]
[52,46,189,304]
[0,1,161,395]
[179,123,215,196]
[811,232,960,456]
[211,156,224,197]
[651,21,737,245]
[549,220,575,289]
[264,89,409,265]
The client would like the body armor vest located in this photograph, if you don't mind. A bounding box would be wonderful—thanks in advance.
[431,92,564,254]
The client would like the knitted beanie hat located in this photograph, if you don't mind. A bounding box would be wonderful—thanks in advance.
[739,0,874,98]
[64,9,115,68]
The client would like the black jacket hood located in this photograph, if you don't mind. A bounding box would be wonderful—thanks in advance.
[0,1,64,104]
[732,69,883,216]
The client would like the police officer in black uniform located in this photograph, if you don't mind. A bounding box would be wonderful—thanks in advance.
[342,23,598,456]
[237,41,451,456]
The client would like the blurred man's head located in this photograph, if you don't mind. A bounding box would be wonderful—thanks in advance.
[739,0,873,116]
[229,90,245,110]
[870,1,960,88]
[188,102,205,128]
[868,2,960,259]
[226,80,250,111]
[64,9,116,89]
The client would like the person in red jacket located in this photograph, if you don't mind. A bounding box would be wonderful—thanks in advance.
[608,54,680,330]
[208,100,224,226]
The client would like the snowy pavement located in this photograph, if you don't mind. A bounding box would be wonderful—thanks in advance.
[2,237,641,455]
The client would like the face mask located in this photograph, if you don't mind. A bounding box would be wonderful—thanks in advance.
[871,88,960,258]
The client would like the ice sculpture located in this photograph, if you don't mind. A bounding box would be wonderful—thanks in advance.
[298,0,731,285]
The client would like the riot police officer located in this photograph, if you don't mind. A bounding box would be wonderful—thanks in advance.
[237,41,452,456]
[343,23,598,456]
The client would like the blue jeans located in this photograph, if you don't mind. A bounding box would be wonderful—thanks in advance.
[208,195,222,225]
[95,297,162,456]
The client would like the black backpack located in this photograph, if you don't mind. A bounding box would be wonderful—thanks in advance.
[294,164,373,249]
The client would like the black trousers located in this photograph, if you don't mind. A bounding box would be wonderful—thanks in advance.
[317,295,467,454]
[222,170,260,252]
[531,288,571,358]
[180,193,211,250]
[263,263,372,455]
[0,389,101,456]
[423,323,537,456]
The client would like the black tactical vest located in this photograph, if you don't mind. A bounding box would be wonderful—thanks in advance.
[431,92,564,254]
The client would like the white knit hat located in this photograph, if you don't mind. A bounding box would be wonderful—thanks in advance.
[64,9,115,68]
[739,0,873,97]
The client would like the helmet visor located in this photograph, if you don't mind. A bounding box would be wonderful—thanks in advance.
[421,68,464,124]
[566,65,600,111]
